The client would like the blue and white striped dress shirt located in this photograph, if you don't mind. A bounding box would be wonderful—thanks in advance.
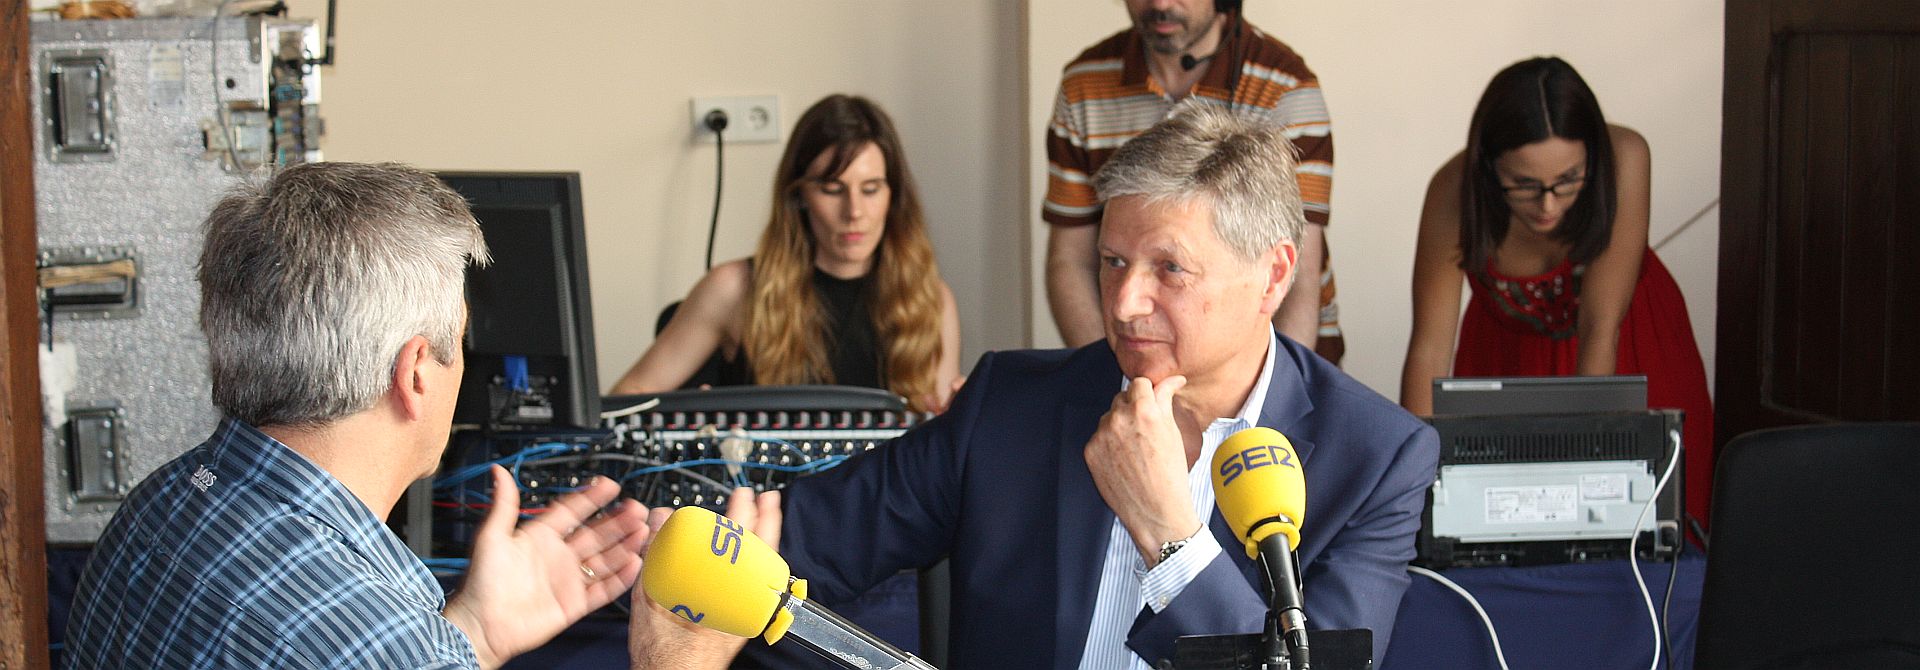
[1077,332,1278,669]
[64,418,479,669]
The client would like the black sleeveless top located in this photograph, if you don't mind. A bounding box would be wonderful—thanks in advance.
[704,267,884,389]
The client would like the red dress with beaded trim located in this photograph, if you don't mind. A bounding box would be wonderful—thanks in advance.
[1454,247,1716,529]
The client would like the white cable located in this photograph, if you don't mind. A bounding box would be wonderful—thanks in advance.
[598,396,661,420]
[1629,429,1683,670]
[1408,565,1511,670]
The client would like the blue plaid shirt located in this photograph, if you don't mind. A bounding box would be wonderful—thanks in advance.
[65,419,479,669]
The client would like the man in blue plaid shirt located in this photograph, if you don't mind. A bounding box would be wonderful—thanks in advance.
[63,162,773,669]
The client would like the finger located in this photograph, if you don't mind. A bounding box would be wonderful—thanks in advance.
[530,475,621,538]
[566,496,651,560]
[589,537,642,580]
[724,487,759,531]
[616,500,653,554]
[581,541,643,608]
[754,490,783,551]
[1127,377,1158,405]
[646,506,673,535]
[478,466,520,539]
[579,553,636,612]
[1156,375,1188,405]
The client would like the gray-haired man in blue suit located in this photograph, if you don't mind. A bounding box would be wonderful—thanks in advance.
[762,102,1438,669]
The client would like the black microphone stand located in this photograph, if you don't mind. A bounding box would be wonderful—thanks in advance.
[1257,534,1309,670]
[1172,529,1372,670]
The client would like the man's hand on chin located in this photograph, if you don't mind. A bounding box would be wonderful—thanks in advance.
[1084,375,1204,567]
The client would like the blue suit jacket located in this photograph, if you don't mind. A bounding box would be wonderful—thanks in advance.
[778,337,1438,668]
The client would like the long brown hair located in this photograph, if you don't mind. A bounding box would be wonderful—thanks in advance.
[742,94,944,410]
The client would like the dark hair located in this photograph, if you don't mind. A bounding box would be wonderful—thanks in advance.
[1459,56,1615,271]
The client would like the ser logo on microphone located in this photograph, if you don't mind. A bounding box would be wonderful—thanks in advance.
[709,515,746,564]
[1217,442,1297,487]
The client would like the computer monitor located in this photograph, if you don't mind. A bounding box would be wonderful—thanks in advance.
[438,172,600,429]
[1431,375,1647,417]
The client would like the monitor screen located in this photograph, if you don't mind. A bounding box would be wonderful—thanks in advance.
[438,172,600,429]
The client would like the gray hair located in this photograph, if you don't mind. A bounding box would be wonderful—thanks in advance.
[198,162,490,428]
[1093,100,1306,261]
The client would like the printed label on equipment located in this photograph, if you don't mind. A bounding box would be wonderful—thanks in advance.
[1579,474,1628,502]
[1484,485,1578,523]
[149,45,185,110]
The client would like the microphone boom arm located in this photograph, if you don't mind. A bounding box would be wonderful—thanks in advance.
[778,593,938,670]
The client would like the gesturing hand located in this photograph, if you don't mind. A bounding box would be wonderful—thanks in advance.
[443,465,652,669]
[1084,375,1202,567]
[628,487,784,670]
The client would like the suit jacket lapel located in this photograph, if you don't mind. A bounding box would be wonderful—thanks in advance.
[1259,338,1316,464]
[1213,338,1321,596]
[1055,345,1121,667]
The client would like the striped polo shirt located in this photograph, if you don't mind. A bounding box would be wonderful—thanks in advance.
[1044,19,1344,349]
[64,418,478,669]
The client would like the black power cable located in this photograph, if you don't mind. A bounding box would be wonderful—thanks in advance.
[304,0,338,66]
[703,109,728,271]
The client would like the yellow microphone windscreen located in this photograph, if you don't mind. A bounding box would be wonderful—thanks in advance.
[641,506,793,638]
[1210,426,1306,559]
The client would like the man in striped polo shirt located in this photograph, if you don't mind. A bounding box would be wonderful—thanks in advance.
[1045,0,1343,364]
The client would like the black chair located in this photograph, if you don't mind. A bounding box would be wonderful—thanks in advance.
[1695,423,1920,669]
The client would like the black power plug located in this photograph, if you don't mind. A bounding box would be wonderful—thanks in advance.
[704,109,730,134]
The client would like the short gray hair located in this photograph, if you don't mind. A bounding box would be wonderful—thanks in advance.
[1093,101,1305,261]
[198,162,490,428]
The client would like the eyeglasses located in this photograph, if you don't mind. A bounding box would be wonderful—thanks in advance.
[1501,175,1586,202]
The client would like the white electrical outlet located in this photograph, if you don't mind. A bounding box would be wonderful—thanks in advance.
[690,96,780,144]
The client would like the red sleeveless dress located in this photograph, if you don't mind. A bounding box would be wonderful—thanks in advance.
[1454,247,1716,529]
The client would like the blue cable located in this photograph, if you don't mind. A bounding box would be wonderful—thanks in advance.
[502,355,530,392]
[433,441,575,490]
[618,456,851,482]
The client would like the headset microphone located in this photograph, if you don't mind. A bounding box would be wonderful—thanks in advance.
[1180,53,1212,71]
[641,506,937,670]
[1212,426,1312,669]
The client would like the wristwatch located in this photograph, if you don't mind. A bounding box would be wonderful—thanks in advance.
[1157,538,1189,564]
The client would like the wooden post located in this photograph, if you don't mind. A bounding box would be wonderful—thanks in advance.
[0,0,52,668]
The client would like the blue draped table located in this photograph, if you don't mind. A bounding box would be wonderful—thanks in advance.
[1381,554,1705,670]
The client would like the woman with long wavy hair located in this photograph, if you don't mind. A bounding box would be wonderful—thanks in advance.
[610,94,962,412]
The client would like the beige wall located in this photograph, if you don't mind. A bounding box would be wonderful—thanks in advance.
[1027,1,1724,400]
[281,0,1030,391]
[122,0,1722,402]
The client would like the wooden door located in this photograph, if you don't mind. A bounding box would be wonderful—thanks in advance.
[1718,0,1920,446]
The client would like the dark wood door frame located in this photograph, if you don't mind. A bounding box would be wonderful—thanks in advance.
[1719,0,1920,444]
[0,0,50,667]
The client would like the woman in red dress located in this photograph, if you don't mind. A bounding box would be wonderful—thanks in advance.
[1400,57,1716,528]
